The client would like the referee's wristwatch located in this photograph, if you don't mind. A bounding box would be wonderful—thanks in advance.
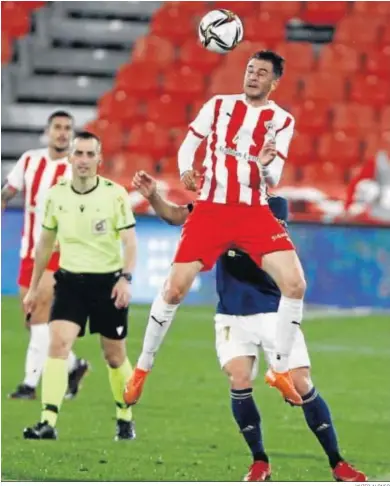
[120,272,133,283]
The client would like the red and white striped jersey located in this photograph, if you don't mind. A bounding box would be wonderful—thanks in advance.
[6,148,71,259]
[189,94,294,205]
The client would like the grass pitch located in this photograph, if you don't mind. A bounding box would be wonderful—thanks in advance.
[2,297,390,481]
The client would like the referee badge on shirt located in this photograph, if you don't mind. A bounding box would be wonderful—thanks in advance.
[92,219,107,235]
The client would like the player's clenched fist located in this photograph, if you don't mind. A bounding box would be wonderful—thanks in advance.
[132,171,157,199]
[258,140,277,166]
[181,170,200,192]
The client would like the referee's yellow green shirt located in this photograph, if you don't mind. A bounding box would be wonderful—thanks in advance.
[43,176,135,273]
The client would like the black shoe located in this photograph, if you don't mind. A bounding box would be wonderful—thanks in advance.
[65,359,90,399]
[23,421,57,440]
[115,419,136,441]
[9,384,36,400]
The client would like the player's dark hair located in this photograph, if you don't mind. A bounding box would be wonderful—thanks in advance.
[74,131,101,144]
[73,131,102,152]
[47,110,74,126]
[250,50,285,79]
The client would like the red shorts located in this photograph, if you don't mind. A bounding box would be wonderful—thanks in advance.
[174,201,294,271]
[18,253,60,288]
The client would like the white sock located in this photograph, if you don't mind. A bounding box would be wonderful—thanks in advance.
[137,293,179,371]
[67,350,78,373]
[274,296,303,373]
[23,323,50,388]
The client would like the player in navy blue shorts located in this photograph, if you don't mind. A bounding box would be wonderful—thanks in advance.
[127,171,366,482]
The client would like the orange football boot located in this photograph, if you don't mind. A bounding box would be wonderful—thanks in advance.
[123,368,149,405]
[265,369,303,406]
[333,461,367,482]
[243,461,271,481]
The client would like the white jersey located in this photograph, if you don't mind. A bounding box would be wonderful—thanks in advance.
[6,148,71,259]
[189,94,294,205]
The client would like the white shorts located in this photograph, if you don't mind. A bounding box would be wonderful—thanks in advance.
[215,313,311,380]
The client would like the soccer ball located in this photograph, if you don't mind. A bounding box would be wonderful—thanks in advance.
[198,9,244,54]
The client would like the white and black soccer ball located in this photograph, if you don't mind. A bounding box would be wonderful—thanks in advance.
[198,9,244,54]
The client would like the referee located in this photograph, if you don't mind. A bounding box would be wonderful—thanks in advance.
[23,131,137,441]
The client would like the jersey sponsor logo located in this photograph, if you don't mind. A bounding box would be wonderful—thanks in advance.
[92,219,107,235]
[271,232,289,242]
[218,145,261,164]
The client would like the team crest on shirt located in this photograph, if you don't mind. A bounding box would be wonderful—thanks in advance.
[264,121,276,139]
[92,219,107,235]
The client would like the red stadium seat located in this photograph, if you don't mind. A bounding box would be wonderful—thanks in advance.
[1,2,30,37]
[179,40,222,74]
[1,32,12,64]
[223,40,268,72]
[301,1,349,24]
[332,104,376,136]
[126,122,171,159]
[171,126,189,153]
[259,1,303,21]
[160,156,180,177]
[380,26,390,47]
[380,107,390,132]
[334,17,382,46]
[84,119,124,158]
[349,75,390,108]
[318,44,362,74]
[244,13,285,45]
[363,131,390,159]
[318,132,361,166]
[16,1,45,11]
[162,65,205,103]
[291,100,330,136]
[190,98,208,120]
[288,132,316,166]
[274,42,315,72]
[303,73,347,102]
[115,63,161,97]
[352,1,390,16]
[164,1,210,14]
[114,152,156,178]
[271,70,304,107]
[146,95,188,128]
[151,6,200,44]
[363,47,390,78]
[97,90,143,128]
[208,65,243,96]
[131,35,176,68]
[300,162,346,187]
[218,1,261,16]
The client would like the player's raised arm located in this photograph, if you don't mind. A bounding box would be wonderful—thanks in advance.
[258,117,295,188]
[133,171,189,226]
[178,96,216,191]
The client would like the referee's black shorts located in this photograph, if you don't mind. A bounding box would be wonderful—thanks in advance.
[50,269,129,340]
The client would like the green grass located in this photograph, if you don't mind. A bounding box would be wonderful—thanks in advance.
[2,297,390,481]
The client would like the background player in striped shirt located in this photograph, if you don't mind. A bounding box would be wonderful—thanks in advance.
[127,171,366,483]
[1,111,89,400]
[126,50,306,406]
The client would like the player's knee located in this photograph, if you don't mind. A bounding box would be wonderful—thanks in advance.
[227,369,253,390]
[282,275,306,299]
[291,368,313,396]
[48,334,71,359]
[103,348,126,368]
[162,283,185,305]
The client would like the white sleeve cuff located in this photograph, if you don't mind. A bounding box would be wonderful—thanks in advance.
[178,130,204,177]
[260,156,285,187]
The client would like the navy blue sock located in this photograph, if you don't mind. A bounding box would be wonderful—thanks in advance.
[301,388,343,468]
[231,388,268,463]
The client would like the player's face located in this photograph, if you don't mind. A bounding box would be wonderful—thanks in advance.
[243,59,278,100]
[69,138,101,179]
[47,117,74,152]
